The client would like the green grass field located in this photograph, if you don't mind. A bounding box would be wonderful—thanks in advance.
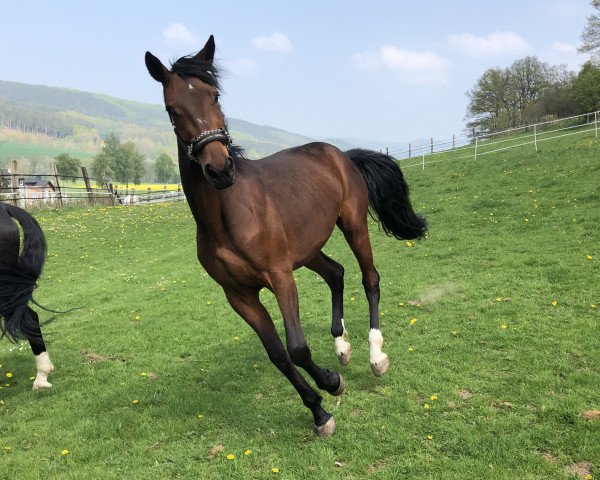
[1,132,598,479]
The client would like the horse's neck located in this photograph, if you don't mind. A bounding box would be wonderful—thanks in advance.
[178,152,227,238]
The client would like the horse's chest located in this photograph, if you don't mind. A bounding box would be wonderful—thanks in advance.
[200,244,267,288]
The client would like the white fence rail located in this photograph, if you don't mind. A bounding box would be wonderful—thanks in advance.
[392,111,599,170]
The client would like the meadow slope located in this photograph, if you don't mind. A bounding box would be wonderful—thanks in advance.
[0,133,598,479]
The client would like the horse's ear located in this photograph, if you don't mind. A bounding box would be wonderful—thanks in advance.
[195,35,215,62]
[145,51,169,83]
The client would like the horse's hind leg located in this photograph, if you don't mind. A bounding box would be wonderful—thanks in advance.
[224,286,338,437]
[337,214,389,377]
[305,252,352,366]
[26,308,54,390]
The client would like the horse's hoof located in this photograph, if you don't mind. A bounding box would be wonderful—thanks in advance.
[337,344,352,366]
[32,380,53,390]
[316,416,336,437]
[370,353,389,377]
[330,374,345,396]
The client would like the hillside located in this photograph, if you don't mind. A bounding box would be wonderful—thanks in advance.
[0,79,358,165]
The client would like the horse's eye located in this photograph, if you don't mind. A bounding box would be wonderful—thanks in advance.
[215,94,220,103]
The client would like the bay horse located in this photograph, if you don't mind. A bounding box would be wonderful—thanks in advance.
[145,36,427,436]
[0,202,54,389]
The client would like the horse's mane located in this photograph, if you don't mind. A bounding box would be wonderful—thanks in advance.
[171,55,222,90]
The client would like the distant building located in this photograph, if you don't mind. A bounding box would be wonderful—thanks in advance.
[18,178,57,205]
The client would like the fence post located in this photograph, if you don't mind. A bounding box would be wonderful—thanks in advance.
[147,187,151,203]
[474,136,478,161]
[408,143,412,159]
[81,166,93,205]
[11,160,18,206]
[453,134,455,150]
[596,111,598,138]
[430,137,433,154]
[422,152,425,171]
[51,163,64,206]
[534,124,538,152]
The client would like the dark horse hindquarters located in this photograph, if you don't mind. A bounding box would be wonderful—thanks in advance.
[0,202,55,389]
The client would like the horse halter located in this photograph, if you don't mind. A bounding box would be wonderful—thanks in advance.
[168,112,232,163]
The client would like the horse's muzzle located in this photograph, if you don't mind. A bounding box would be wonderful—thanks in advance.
[204,156,236,190]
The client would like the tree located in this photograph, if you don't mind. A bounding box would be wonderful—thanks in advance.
[54,153,81,183]
[91,132,145,186]
[153,153,177,183]
[578,0,600,65]
[92,131,120,181]
[573,61,600,112]
[114,141,145,186]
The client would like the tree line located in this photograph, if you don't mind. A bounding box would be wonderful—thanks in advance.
[466,1,600,135]
[53,132,178,185]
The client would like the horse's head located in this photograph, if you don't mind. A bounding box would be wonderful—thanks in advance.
[145,36,235,190]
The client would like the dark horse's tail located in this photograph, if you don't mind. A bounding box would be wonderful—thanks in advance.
[0,203,47,342]
[345,149,427,240]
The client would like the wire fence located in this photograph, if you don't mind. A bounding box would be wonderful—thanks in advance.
[0,162,185,210]
[391,110,599,170]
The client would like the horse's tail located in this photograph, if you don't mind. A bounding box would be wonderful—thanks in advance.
[345,148,427,240]
[5,203,47,277]
[0,204,47,342]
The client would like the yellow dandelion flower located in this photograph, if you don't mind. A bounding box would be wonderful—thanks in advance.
[591,304,597,309]
[135,316,140,320]
[234,336,240,341]
[5,373,12,379]
[426,435,433,440]
[206,300,212,305]
[586,255,593,260]
[501,324,508,329]
[4,446,11,451]
[430,395,438,401]
[244,450,252,455]
[408,346,414,352]
[584,475,592,480]
[451,331,458,336]
[406,241,414,247]
[350,297,356,302]
[495,297,502,302]
[29,376,35,381]
[423,403,430,409]
[410,318,417,326]
[226,453,235,460]
[131,399,140,404]
[272,468,280,474]
[61,449,69,456]
[551,300,558,307]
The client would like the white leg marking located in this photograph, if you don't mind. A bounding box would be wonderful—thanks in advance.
[32,351,54,390]
[334,319,352,366]
[369,328,389,376]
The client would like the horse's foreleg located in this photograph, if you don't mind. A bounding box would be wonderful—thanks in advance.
[26,308,54,390]
[270,271,344,400]
[224,287,337,436]
[305,252,352,366]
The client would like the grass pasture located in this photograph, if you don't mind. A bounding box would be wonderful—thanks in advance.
[0,133,599,479]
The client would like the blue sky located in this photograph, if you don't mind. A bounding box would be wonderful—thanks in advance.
[0,0,594,145]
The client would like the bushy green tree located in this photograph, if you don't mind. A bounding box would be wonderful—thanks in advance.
[54,153,81,183]
[91,132,145,186]
[153,153,177,183]
[573,61,600,112]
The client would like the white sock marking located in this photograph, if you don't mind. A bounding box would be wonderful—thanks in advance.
[33,351,54,390]
[369,328,387,365]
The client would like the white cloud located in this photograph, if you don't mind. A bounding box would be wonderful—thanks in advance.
[163,23,199,48]
[251,32,292,53]
[552,41,577,54]
[352,45,449,85]
[446,31,529,57]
